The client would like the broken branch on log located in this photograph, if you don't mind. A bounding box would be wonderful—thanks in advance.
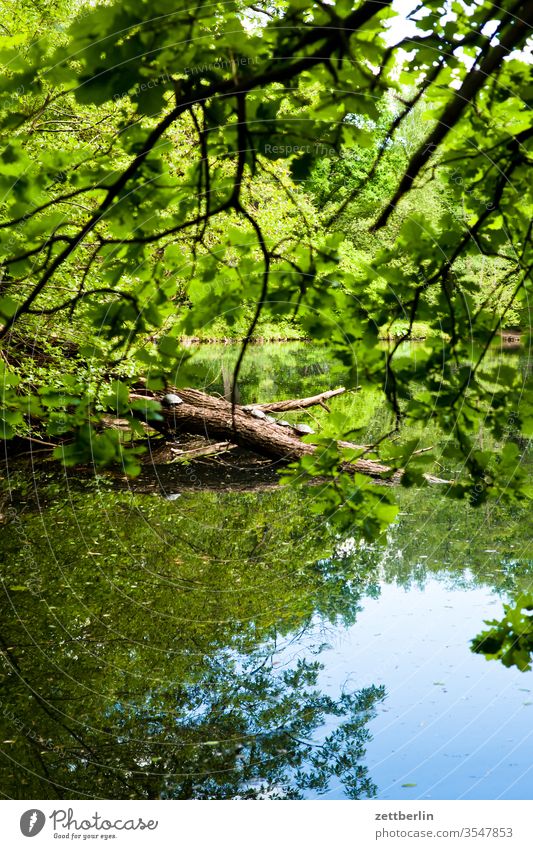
[250,386,349,412]
[169,441,235,462]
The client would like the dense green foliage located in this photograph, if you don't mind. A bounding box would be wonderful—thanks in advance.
[0,0,531,532]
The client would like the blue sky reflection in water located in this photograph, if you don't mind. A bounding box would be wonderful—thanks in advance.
[311,576,533,800]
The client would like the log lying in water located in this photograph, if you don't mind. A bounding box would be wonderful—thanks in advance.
[130,387,448,484]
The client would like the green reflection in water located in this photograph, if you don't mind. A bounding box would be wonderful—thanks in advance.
[0,484,385,799]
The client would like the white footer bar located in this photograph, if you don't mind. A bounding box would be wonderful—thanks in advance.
[2,800,532,848]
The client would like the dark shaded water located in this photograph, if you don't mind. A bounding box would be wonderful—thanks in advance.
[0,344,531,799]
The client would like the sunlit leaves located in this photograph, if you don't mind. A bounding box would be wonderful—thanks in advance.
[54,423,145,475]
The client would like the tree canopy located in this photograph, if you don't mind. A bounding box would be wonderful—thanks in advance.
[0,0,531,533]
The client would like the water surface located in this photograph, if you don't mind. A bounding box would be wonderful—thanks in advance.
[0,343,531,799]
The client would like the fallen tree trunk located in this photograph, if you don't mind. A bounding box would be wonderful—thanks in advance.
[130,387,448,484]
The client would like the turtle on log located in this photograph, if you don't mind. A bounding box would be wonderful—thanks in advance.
[293,423,315,435]
[161,393,183,407]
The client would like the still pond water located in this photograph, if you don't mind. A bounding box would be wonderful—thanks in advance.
[0,344,531,799]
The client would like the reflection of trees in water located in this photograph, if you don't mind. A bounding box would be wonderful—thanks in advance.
[377,489,532,596]
[0,629,383,799]
[193,343,341,406]
[1,479,529,798]
[0,487,383,799]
